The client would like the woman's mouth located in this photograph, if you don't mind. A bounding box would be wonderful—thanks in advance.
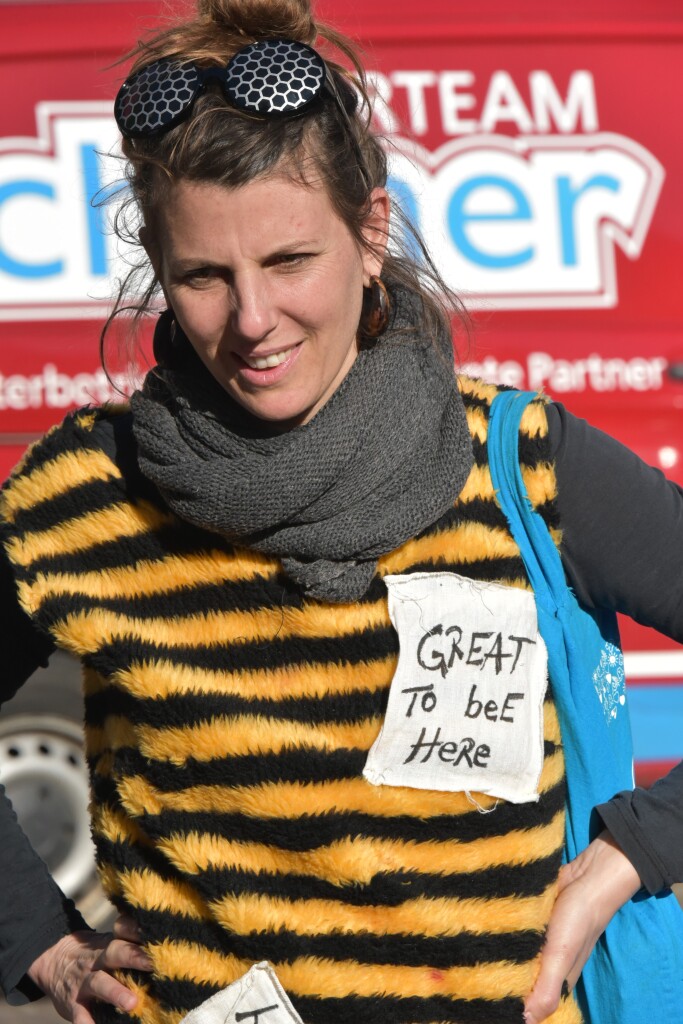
[242,349,291,370]
[236,343,302,385]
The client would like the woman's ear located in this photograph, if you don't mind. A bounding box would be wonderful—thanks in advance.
[360,188,391,283]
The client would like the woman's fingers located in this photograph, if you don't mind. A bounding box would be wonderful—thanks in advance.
[27,927,152,1022]
[97,937,153,972]
[523,867,586,1023]
[79,964,140,1012]
[74,937,152,1018]
[113,914,144,944]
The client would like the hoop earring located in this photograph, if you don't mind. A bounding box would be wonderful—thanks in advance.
[361,276,391,339]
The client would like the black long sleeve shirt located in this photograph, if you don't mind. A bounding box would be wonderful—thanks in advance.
[0,402,682,1002]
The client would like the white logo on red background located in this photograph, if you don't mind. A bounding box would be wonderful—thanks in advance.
[387,133,663,310]
[0,74,665,318]
[0,102,123,320]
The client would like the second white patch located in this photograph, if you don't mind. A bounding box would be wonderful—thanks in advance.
[364,572,548,804]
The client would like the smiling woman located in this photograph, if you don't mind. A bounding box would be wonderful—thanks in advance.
[1,1,683,1024]
[148,175,387,426]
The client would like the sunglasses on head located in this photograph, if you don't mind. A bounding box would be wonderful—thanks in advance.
[115,38,330,139]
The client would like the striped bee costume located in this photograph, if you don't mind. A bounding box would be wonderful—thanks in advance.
[0,377,580,1024]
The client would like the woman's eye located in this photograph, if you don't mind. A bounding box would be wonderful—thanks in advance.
[181,267,217,286]
[274,252,311,267]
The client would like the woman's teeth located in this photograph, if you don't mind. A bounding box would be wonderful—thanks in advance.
[243,350,290,370]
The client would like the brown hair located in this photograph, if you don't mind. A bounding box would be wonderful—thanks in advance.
[102,0,469,371]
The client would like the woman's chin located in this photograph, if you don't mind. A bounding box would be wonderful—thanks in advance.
[231,391,319,429]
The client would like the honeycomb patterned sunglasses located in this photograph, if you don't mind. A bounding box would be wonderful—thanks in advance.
[115,39,328,139]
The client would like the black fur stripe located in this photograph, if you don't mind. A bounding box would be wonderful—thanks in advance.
[95,837,560,905]
[85,628,399,677]
[84,685,389,728]
[91,778,565,849]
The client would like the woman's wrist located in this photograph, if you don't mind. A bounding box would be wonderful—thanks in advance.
[570,830,641,926]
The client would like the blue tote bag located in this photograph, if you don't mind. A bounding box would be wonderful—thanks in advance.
[488,388,683,1024]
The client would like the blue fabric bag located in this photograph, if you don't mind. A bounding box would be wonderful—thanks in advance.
[488,388,683,1024]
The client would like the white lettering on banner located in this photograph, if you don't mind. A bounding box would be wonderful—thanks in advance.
[0,364,143,409]
[364,573,548,804]
[462,353,669,392]
[387,133,663,309]
[369,69,599,136]
[178,962,304,1024]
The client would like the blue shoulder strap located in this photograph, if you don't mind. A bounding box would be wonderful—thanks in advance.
[487,389,568,617]
[487,387,624,835]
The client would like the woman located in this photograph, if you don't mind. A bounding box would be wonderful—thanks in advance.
[0,1,682,1023]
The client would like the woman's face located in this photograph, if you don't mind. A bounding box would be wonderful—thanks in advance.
[149,174,389,428]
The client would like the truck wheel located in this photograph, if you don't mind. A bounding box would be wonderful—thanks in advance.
[0,654,113,927]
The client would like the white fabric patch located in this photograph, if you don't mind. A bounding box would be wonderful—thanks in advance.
[179,962,304,1024]
[364,572,548,804]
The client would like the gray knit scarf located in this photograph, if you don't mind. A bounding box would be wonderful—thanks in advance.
[130,287,473,603]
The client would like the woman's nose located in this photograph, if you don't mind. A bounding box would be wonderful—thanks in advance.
[231,274,278,342]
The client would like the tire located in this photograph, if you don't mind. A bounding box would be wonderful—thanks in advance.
[0,652,114,927]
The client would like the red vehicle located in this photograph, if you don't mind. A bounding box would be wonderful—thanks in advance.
[0,0,681,924]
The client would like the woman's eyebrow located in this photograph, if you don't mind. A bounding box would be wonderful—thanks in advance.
[170,240,322,270]
[269,238,320,252]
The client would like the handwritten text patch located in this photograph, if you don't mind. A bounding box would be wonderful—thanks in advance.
[364,572,548,803]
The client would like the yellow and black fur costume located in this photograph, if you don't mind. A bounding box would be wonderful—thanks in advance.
[0,378,580,1024]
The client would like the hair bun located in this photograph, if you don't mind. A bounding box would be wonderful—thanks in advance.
[198,0,316,45]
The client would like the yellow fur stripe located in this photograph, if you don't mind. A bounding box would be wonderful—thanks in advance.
[146,939,541,1001]
[545,702,561,745]
[279,955,538,1002]
[520,397,550,439]
[106,867,213,920]
[91,802,152,849]
[457,463,495,503]
[463,403,488,444]
[107,655,397,701]
[98,863,123,901]
[457,375,501,405]
[23,548,280,611]
[51,599,390,654]
[156,813,564,881]
[116,774,499,821]
[523,462,558,506]
[209,891,556,945]
[86,714,383,762]
[537,748,565,792]
[147,940,251,989]
[378,521,520,576]
[89,713,559,779]
[0,447,121,522]
[116,750,562,822]
[7,501,172,569]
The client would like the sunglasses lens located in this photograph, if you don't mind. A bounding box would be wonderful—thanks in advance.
[225,39,326,116]
[115,60,201,138]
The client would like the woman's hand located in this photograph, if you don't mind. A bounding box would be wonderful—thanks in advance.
[27,915,152,1023]
[524,831,641,1024]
